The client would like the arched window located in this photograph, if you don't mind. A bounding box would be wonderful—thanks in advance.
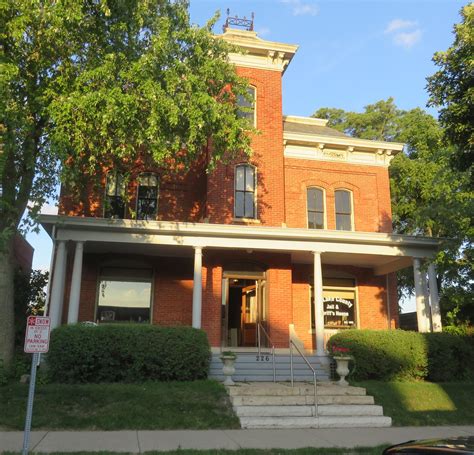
[335,189,353,230]
[237,86,256,126]
[105,171,126,219]
[307,187,325,229]
[136,173,158,220]
[235,164,256,219]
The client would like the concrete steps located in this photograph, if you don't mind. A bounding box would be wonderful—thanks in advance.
[210,352,330,382]
[227,382,392,429]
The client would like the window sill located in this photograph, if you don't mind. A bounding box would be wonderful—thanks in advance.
[232,217,261,224]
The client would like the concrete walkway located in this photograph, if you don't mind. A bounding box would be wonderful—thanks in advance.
[1,427,473,452]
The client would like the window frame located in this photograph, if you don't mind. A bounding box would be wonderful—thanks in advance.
[234,163,257,220]
[306,186,326,230]
[104,171,126,219]
[135,172,159,221]
[309,275,359,331]
[237,85,257,128]
[334,189,354,231]
[95,266,154,324]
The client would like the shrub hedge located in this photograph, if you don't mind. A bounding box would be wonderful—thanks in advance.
[327,329,474,382]
[47,324,210,383]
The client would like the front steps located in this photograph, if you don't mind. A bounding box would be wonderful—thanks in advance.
[228,382,392,429]
[210,352,330,382]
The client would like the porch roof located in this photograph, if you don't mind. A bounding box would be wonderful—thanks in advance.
[39,215,439,275]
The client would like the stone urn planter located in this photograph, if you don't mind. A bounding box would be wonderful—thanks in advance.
[334,356,352,386]
[220,352,237,386]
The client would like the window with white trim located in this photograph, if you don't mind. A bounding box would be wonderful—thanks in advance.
[235,164,256,219]
[307,187,325,229]
[136,173,158,220]
[335,189,353,230]
[105,172,126,219]
[237,86,256,126]
[97,267,152,323]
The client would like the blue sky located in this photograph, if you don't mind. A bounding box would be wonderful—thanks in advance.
[27,0,466,310]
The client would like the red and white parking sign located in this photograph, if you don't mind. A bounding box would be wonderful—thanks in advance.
[24,316,51,353]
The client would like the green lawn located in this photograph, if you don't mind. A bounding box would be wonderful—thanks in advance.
[354,380,474,426]
[0,380,240,430]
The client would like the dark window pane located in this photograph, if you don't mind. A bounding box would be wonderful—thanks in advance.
[336,213,352,230]
[307,188,323,211]
[235,191,245,218]
[335,190,351,214]
[244,192,255,218]
[237,87,255,124]
[245,166,255,191]
[235,166,245,191]
[105,196,125,219]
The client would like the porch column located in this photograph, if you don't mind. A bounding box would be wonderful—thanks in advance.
[413,257,430,333]
[49,240,68,329]
[192,246,203,329]
[428,263,443,332]
[313,251,325,357]
[67,241,84,324]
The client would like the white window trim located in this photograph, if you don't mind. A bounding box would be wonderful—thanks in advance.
[234,163,258,220]
[334,188,355,231]
[104,170,126,219]
[306,186,327,230]
[308,277,359,333]
[135,172,159,221]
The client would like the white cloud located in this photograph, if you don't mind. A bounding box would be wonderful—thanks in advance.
[40,203,58,215]
[384,18,421,49]
[256,26,271,37]
[281,0,319,17]
[393,29,422,49]
[384,19,418,34]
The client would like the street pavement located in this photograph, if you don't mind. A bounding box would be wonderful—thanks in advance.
[1,426,473,452]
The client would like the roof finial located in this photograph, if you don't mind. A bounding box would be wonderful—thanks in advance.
[223,10,255,32]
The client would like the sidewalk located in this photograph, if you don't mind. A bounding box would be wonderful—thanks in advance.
[1,427,474,452]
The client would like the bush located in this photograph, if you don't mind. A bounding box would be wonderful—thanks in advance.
[47,324,210,383]
[327,329,428,381]
[425,332,474,381]
[328,329,474,382]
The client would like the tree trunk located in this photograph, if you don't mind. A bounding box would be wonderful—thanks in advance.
[0,237,15,368]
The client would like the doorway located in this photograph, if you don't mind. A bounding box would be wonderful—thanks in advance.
[221,272,267,348]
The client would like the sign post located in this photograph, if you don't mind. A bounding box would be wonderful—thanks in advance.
[22,316,51,455]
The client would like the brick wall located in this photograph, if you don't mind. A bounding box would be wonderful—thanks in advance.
[206,67,286,227]
[284,158,393,232]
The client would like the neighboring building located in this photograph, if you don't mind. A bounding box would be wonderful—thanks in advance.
[39,24,441,357]
[13,235,34,273]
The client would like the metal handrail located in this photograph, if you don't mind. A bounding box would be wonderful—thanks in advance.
[289,339,318,417]
[257,322,276,383]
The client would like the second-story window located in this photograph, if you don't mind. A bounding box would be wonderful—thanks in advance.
[335,189,353,230]
[105,172,126,219]
[307,187,325,229]
[136,173,158,220]
[235,164,256,219]
[237,86,256,126]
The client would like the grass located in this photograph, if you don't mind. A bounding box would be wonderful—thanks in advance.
[354,380,474,426]
[0,380,240,431]
[2,449,390,455]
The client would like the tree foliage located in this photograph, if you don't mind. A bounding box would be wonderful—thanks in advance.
[427,3,474,174]
[314,99,473,324]
[0,0,253,365]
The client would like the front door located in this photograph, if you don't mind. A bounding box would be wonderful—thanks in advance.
[221,272,267,348]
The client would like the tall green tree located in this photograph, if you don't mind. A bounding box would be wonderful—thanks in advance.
[314,99,473,324]
[0,0,252,366]
[427,3,474,175]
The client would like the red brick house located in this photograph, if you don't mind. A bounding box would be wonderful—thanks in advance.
[40,25,441,363]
